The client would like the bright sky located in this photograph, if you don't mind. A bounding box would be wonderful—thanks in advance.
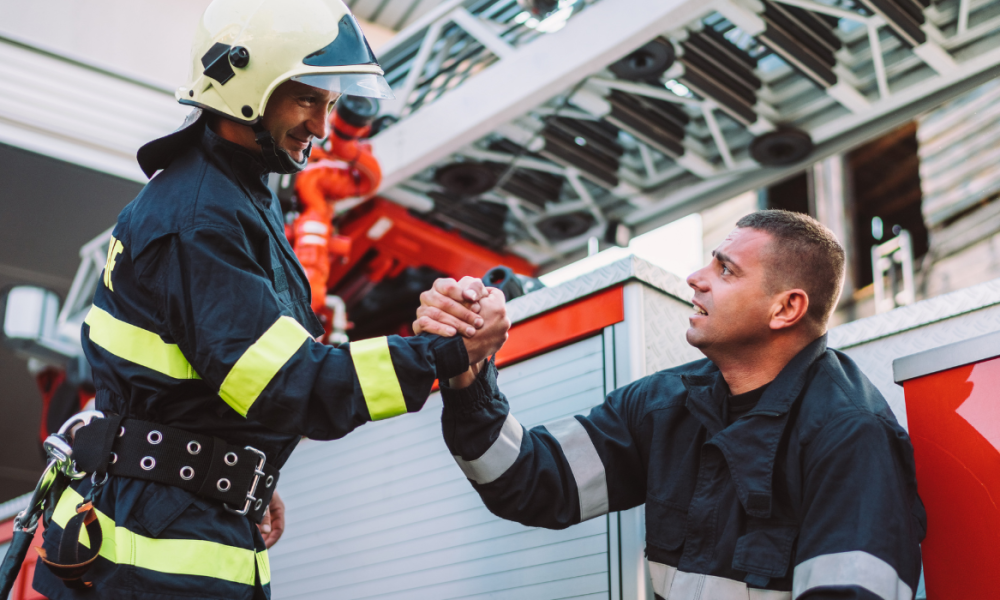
[539,213,704,287]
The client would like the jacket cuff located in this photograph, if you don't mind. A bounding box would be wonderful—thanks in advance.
[430,335,469,382]
[441,359,498,418]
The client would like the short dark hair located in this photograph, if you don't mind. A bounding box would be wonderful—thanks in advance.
[735,210,845,328]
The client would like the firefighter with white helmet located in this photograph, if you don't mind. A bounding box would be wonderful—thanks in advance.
[30,1,509,598]
[145,0,394,177]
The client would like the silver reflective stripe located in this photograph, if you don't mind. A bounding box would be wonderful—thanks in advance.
[543,416,609,521]
[453,412,523,484]
[649,561,791,600]
[792,551,911,600]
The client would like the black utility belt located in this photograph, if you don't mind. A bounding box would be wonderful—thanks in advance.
[71,416,279,524]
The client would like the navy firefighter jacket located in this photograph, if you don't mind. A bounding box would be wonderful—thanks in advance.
[441,335,927,600]
[34,121,467,600]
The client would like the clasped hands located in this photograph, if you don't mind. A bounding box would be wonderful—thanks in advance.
[413,276,511,388]
[259,278,507,547]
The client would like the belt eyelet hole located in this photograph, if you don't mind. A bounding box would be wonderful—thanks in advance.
[187,441,201,455]
[255,498,263,511]
[265,475,274,488]
[217,478,231,492]
[140,456,156,471]
[118,426,126,438]
[224,452,238,466]
[109,452,117,465]
[147,430,163,445]
[180,466,195,481]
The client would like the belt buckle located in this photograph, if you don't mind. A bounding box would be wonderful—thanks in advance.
[223,446,267,517]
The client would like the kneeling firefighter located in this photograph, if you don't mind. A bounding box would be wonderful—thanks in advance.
[15,1,507,598]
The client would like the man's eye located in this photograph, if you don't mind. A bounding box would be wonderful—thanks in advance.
[721,264,731,275]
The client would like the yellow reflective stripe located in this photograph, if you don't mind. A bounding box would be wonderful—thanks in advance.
[256,550,271,585]
[52,487,257,586]
[85,306,200,380]
[219,316,311,417]
[350,336,407,421]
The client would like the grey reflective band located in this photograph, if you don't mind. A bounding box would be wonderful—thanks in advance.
[793,551,912,600]
[649,562,791,600]
[453,412,523,484]
[543,416,609,521]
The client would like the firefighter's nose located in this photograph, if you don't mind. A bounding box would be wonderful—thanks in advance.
[687,266,708,292]
[307,111,329,141]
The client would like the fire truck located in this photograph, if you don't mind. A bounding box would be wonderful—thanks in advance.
[3,0,1000,596]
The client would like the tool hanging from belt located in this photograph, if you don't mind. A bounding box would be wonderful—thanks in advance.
[35,501,103,590]
[0,410,281,594]
[0,410,104,597]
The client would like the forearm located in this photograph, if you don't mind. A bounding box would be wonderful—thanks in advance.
[448,359,486,389]
[246,333,468,440]
[441,361,590,529]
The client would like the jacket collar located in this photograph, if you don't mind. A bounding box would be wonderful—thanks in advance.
[200,125,273,210]
[682,334,829,518]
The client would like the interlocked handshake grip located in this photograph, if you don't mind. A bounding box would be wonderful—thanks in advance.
[413,276,511,367]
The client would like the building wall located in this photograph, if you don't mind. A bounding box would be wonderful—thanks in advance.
[916,79,1000,301]
[0,144,143,503]
[0,0,213,88]
[0,0,399,91]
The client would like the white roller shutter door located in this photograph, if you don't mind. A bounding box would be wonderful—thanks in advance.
[271,334,611,599]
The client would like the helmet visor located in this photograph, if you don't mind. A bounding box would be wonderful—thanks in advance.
[292,73,395,100]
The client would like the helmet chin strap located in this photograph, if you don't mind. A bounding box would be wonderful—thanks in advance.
[252,122,311,174]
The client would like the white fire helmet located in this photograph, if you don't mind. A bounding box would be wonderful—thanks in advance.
[137,0,394,176]
[178,0,393,123]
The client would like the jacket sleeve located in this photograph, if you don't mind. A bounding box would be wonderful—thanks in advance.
[440,359,646,529]
[138,225,468,440]
[793,412,926,600]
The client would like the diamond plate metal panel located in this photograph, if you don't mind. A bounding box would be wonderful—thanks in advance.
[508,256,692,324]
[834,303,1000,430]
[828,277,1000,350]
[631,258,694,306]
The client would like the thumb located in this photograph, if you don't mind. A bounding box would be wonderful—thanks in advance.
[259,507,272,534]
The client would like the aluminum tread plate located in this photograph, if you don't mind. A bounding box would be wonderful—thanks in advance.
[828,276,1000,349]
[508,255,692,324]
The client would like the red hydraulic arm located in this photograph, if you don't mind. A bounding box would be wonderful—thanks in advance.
[327,197,535,294]
[289,97,536,327]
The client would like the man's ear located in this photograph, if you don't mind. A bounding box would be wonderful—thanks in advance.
[769,289,809,331]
